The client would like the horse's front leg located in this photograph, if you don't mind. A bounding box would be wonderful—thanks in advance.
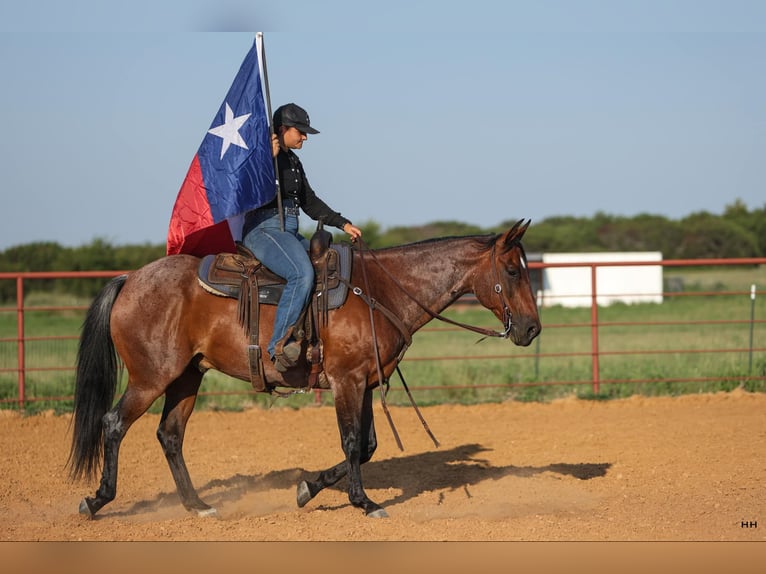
[337,384,387,517]
[298,384,385,517]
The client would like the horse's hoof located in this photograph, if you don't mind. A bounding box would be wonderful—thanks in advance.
[367,508,389,519]
[78,498,94,518]
[194,507,218,518]
[296,481,312,508]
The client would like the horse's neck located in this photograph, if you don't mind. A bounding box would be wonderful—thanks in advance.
[365,237,481,332]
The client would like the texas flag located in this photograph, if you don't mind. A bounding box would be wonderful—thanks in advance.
[166,35,276,256]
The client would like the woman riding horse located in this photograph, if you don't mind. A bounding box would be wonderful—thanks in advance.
[69,220,540,518]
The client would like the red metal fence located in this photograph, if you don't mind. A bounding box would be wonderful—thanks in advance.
[1,259,765,409]
[533,257,766,394]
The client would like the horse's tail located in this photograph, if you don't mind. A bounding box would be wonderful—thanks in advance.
[67,274,128,482]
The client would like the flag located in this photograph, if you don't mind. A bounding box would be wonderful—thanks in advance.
[166,35,276,256]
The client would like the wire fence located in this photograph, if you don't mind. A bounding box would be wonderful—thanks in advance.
[1,258,765,410]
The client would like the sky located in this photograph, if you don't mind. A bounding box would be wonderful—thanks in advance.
[0,1,764,250]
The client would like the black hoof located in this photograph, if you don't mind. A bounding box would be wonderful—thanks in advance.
[78,498,94,518]
[297,481,312,508]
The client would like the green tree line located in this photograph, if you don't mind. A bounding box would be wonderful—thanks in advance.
[1,199,763,301]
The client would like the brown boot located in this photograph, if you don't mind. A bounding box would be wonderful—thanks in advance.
[273,341,302,373]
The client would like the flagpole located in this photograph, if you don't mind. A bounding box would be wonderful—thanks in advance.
[256,32,284,232]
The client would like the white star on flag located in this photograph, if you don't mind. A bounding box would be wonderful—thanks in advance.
[207,103,251,160]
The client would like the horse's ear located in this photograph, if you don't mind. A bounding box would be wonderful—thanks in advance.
[502,219,531,248]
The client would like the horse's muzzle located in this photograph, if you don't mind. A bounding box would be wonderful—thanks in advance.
[509,317,541,346]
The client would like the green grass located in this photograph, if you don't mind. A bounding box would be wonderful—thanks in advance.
[1,267,765,413]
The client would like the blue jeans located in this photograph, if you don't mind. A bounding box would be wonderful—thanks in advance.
[242,208,313,359]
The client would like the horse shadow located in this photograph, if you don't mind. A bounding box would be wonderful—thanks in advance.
[105,443,611,518]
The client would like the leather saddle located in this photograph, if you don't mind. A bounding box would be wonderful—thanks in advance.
[197,240,352,310]
[195,226,353,392]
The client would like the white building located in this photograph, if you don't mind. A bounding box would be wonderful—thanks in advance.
[539,252,663,308]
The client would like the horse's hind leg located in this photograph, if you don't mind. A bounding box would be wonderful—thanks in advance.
[156,367,215,517]
[79,387,157,517]
[297,386,384,517]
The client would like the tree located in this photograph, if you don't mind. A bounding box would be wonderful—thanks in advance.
[722,199,766,257]
[678,213,760,259]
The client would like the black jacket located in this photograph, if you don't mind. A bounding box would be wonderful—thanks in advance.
[259,149,350,230]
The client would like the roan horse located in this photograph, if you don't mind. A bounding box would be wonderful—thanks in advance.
[68,219,541,518]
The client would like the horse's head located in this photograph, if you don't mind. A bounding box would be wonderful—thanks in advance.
[473,219,541,346]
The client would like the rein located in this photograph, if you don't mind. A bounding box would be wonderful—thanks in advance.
[356,241,405,450]
[356,241,441,450]
[348,235,514,450]
[354,237,514,341]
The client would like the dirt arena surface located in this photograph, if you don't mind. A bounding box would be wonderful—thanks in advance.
[1,389,764,542]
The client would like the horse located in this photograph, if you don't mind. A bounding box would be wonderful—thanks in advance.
[68,219,541,519]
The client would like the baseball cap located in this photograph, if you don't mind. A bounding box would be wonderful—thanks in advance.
[273,103,319,134]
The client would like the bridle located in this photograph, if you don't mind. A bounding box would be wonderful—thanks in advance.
[490,242,515,340]
[354,237,516,341]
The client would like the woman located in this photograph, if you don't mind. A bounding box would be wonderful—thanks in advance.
[242,103,362,372]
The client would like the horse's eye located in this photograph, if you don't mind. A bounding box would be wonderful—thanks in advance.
[507,266,519,279]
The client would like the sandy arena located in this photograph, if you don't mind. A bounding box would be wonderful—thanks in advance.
[1,389,764,542]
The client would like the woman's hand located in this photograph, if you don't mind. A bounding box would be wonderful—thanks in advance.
[271,133,280,158]
[343,223,362,241]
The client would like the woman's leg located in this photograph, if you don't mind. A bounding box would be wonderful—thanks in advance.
[243,222,314,359]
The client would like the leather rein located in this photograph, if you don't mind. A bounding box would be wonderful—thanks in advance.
[347,235,517,450]
[353,236,515,341]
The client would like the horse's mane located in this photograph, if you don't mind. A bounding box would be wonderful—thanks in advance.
[367,230,529,266]
[372,233,501,254]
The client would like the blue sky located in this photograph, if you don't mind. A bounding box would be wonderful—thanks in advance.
[0,1,764,250]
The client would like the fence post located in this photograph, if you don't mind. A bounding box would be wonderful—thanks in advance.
[534,289,542,380]
[591,265,600,394]
[16,276,25,409]
[749,284,756,374]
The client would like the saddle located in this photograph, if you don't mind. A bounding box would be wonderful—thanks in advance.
[196,226,353,392]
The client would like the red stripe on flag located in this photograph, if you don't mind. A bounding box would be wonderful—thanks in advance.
[166,155,236,256]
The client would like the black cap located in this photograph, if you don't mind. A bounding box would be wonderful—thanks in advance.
[273,103,319,134]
